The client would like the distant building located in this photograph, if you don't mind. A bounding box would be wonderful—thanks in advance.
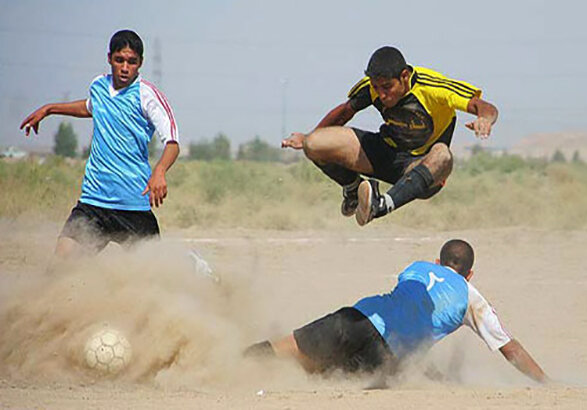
[0,146,28,159]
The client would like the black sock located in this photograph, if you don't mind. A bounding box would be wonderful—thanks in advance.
[314,162,359,187]
[386,164,435,210]
[243,340,275,358]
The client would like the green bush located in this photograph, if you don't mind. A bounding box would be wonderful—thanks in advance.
[2,155,587,230]
[189,133,231,161]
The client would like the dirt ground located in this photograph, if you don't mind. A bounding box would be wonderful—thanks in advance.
[1,220,586,409]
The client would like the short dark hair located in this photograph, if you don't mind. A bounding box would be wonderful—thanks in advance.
[439,239,475,276]
[109,30,144,59]
[365,46,408,79]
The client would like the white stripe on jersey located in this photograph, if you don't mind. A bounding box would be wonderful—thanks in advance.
[140,79,179,144]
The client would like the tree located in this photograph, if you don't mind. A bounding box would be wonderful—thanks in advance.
[469,143,485,156]
[53,121,78,158]
[211,133,231,160]
[551,149,566,163]
[189,133,232,161]
[237,136,280,162]
[572,150,583,164]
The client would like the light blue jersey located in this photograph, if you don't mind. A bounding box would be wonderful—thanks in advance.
[354,261,510,358]
[80,75,178,211]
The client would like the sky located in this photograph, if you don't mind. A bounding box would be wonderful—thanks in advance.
[1,0,586,154]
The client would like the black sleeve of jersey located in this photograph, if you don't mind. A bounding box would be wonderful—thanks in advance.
[349,85,373,112]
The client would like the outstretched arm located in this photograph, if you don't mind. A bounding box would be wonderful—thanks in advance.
[314,100,357,129]
[465,97,498,139]
[142,141,180,208]
[20,100,91,136]
[499,339,548,383]
[282,101,356,149]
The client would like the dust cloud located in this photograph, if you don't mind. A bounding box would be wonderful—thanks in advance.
[1,221,586,397]
[0,235,310,391]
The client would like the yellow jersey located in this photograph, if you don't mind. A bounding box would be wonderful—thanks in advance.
[348,66,482,155]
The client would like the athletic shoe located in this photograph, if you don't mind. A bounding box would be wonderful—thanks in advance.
[341,184,360,217]
[188,249,220,283]
[356,179,388,226]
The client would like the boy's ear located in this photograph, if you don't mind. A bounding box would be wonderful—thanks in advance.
[400,68,411,85]
[435,258,440,265]
[465,270,474,281]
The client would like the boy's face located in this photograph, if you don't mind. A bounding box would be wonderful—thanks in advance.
[108,46,142,90]
[370,69,411,108]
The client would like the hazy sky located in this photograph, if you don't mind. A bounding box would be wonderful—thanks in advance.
[1,0,586,153]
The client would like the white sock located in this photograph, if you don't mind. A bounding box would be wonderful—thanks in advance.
[383,193,395,212]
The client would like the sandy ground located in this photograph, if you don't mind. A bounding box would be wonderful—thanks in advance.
[1,220,587,409]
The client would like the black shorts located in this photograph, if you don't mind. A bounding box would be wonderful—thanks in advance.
[60,201,160,252]
[353,117,455,184]
[293,307,397,374]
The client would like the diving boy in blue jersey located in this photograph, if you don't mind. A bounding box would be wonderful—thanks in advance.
[245,240,548,384]
[20,30,180,258]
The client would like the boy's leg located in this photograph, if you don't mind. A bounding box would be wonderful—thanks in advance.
[54,236,83,259]
[110,209,160,249]
[56,202,110,259]
[302,127,376,216]
[243,335,320,373]
[249,307,393,374]
[356,143,454,226]
[303,127,375,175]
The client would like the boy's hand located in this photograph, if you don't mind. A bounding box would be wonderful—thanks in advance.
[20,106,49,136]
[281,132,306,150]
[142,168,168,208]
[465,117,493,139]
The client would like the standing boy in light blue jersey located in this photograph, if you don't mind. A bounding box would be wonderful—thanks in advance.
[20,30,180,257]
[245,240,548,384]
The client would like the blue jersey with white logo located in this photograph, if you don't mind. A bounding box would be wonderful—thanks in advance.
[354,261,470,358]
[80,75,178,211]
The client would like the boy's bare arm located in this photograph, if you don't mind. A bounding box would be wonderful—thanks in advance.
[20,100,91,136]
[499,339,548,383]
[282,101,356,150]
[142,141,180,208]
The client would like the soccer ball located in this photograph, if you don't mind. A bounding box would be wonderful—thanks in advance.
[84,327,132,375]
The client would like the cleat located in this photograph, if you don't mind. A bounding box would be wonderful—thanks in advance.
[188,249,220,283]
[356,179,388,226]
[341,188,359,217]
[340,178,362,217]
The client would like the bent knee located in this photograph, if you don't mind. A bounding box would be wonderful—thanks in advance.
[303,131,328,162]
[429,143,453,169]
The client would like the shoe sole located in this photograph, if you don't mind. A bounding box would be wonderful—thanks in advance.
[356,180,373,226]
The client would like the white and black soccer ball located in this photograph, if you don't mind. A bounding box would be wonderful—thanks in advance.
[84,327,132,375]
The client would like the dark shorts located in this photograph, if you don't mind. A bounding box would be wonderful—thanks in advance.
[60,201,160,252]
[353,117,455,184]
[293,307,397,374]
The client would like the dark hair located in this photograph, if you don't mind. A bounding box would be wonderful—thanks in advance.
[365,46,407,79]
[109,30,144,59]
[440,239,475,276]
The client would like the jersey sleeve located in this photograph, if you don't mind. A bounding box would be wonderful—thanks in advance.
[139,81,179,145]
[86,74,104,115]
[417,72,482,112]
[347,77,373,112]
[463,283,511,351]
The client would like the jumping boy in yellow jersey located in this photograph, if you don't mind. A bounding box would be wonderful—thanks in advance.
[282,46,498,226]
